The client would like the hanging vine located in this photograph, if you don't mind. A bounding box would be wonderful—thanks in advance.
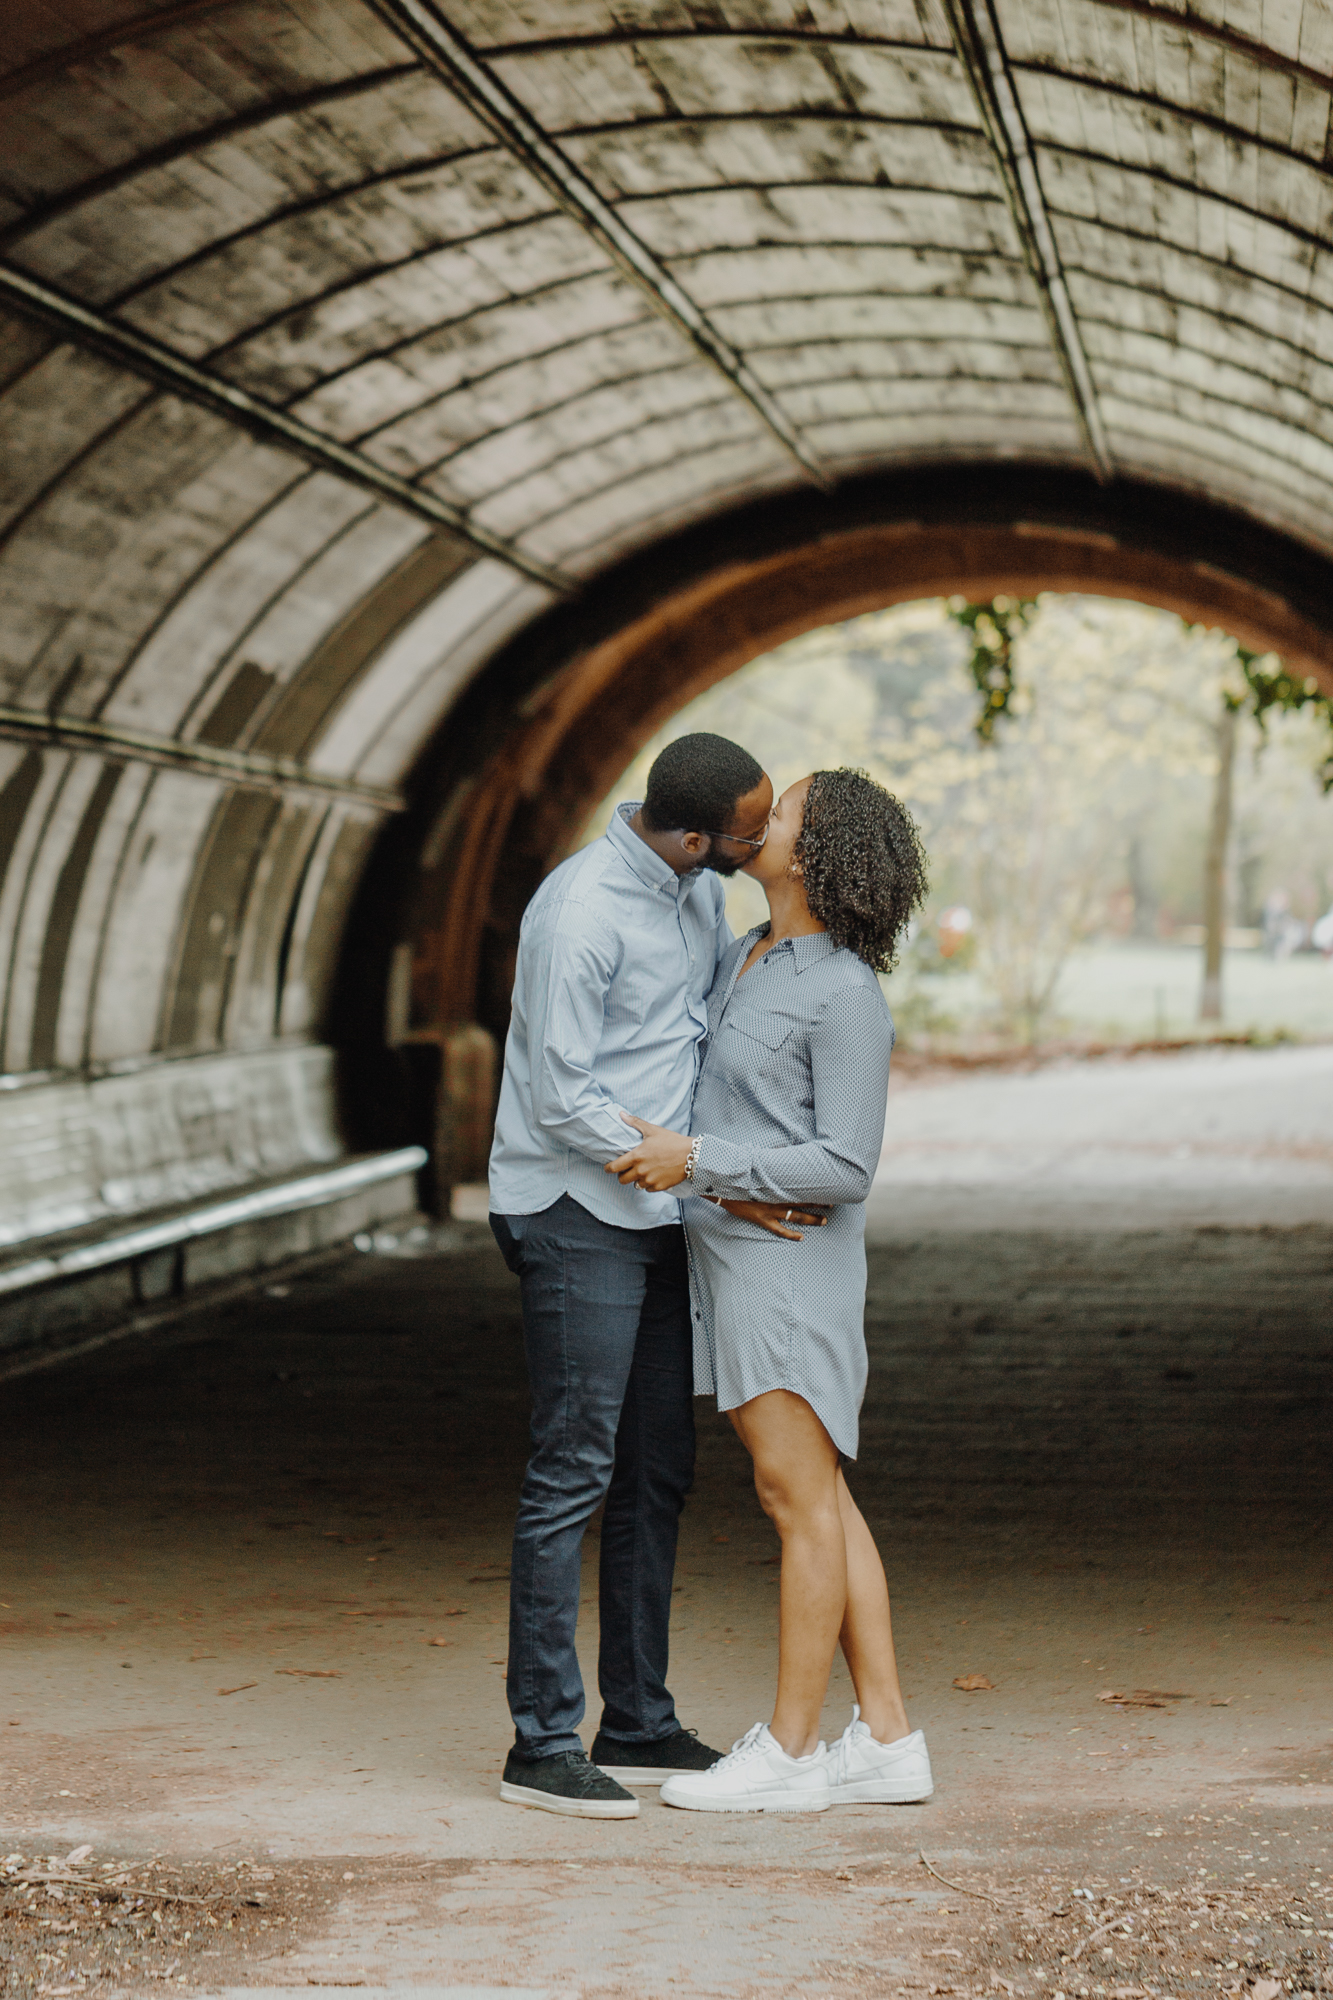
[946,595,1038,740]
[1231,648,1333,790]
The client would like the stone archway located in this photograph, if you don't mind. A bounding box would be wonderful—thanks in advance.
[330,464,1333,1189]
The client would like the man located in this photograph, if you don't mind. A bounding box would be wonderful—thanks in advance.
[489,731,814,1818]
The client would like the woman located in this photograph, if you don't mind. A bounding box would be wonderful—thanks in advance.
[606,767,931,1813]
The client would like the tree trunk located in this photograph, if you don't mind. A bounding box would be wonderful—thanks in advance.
[1199,702,1238,1021]
[1126,830,1157,939]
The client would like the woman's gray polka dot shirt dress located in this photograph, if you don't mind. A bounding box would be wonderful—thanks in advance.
[682,925,894,1460]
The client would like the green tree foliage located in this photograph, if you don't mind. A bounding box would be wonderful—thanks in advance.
[949,599,1333,1021]
[1232,650,1333,791]
[585,596,1333,1044]
[947,595,1036,740]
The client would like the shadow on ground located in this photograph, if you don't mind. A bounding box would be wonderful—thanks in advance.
[2,1199,1330,1998]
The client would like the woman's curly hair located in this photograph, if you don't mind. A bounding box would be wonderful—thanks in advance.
[793,768,929,973]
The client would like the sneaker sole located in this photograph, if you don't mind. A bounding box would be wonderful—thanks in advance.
[829,1781,934,1804]
[595,1765,699,1785]
[660,1790,830,1814]
[499,1780,639,1818]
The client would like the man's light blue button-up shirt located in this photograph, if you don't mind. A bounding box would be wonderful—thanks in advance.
[488,802,732,1229]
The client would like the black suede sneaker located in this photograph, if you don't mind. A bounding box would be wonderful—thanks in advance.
[500,1746,639,1818]
[589,1726,724,1785]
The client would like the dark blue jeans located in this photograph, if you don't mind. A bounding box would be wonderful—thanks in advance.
[491,1195,695,1759]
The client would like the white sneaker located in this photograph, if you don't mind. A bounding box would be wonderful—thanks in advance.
[827,1706,934,1803]
[660,1722,830,1813]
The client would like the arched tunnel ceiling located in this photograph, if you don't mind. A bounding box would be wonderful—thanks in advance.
[5,0,1333,1094]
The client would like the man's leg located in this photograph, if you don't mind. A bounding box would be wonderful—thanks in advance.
[596,1221,696,1744]
[500,1197,653,1759]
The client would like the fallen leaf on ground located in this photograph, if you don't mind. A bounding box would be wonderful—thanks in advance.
[426,1638,453,1647]
[1098,1688,1189,1707]
[274,1668,341,1678]
[953,1673,995,1692]
[217,1683,257,1696]
[63,1846,92,1866]
[1210,1698,1233,1706]
[1251,1981,1282,2000]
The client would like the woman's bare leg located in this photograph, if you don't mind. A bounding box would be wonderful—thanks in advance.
[836,1471,910,1743]
[729,1389,846,1758]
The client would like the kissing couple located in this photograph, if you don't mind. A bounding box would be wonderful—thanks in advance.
[488,731,932,1816]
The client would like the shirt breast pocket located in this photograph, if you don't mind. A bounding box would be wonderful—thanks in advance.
[723,1012,800,1079]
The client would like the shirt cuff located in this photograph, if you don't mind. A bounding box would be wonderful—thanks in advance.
[689,1133,755,1199]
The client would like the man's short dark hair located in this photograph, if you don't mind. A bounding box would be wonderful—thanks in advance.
[641,733,764,834]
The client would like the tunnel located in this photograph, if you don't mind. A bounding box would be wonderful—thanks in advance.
[6,0,1333,1345]
[2,7,1332,1985]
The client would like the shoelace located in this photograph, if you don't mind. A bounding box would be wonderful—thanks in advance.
[828,1722,866,1777]
[712,1723,771,1773]
[558,1753,617,1796]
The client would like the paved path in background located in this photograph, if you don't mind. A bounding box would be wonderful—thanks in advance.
[870,1043,1333,1232]
[2,1050,1330,1998]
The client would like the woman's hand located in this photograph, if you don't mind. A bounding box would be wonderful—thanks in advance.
[606,1115,694,1191]
[717,1199,828,1241]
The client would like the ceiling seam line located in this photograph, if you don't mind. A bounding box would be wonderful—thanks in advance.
[102,148,530,315]
[1077,0,1333,95]
[1011,64,1333,174]
[433,368,1076,504]
[0,0,241,101]
[0,261,574,596]
[85,467,318,729]
[475,8,1333,96]
[1039,145,1333,258]
[149,496,383,742]
[1095,378,1333,448]
[938,0,1113,480]
[352,332,1062,464]
[477,29,957,57]
[1055,224,1330,313]
[350,351,694,451]
[360,0,832,493]
[0,65,424,254]
[1070,292,1333,374]
[0,706,406,814]
[510,432,806,541]
[304,241,1036,412]
[1102,412,1333,496]
[1074,310,1333,392]
[405,383,751,489]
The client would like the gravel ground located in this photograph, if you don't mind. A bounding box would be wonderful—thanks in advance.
[0,1850,340,1994]
[4,1837,1330,1998]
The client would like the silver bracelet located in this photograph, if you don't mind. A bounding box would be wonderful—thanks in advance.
[682,1136,703,1182]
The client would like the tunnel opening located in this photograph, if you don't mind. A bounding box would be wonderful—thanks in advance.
[330,464,1333,1194]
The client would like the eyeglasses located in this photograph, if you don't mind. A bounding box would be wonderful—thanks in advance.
[696,824,769,852]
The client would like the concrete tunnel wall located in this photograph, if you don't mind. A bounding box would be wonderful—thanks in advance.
[8,0,1333,1338]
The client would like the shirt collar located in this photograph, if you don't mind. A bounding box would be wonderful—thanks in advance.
[746,925,841,973]
[606,801,691,896]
